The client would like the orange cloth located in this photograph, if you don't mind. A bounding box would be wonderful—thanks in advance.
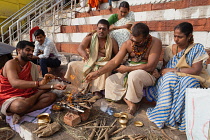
[0,62,37,106]
[88,0,102,8]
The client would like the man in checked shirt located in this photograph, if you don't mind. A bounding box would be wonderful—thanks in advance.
[32,29,61,77]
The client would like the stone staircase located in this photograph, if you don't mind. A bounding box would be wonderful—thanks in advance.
[50,0,210,56]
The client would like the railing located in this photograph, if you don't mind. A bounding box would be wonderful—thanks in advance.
[0,0,80,45]
[0,0,44,43]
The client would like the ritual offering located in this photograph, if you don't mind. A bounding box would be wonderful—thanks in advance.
[52,104,62,111]
[53,92,94,126]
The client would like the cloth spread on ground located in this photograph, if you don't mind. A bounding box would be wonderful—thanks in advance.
[145,43,209,131]
[6,105,52,137]
[109,11,135,48]
[0,61,37,106]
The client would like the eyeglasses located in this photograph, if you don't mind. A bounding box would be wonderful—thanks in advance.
[130,35,148,46]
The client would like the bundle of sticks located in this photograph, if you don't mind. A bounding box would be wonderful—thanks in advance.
[83,118,146,140]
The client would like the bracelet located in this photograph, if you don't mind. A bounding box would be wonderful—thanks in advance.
[35,81,39,87]
[50,84,54,89]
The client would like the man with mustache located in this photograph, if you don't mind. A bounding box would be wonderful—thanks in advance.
[65,19,119,97]
[0,41,66,124]
[85,23,162,115]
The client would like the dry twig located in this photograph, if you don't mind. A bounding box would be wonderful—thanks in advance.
[84,126,115,129]
[75,119,98,127]
[110,127,126,136]
[88,120,100,140]
[161,129,173,140]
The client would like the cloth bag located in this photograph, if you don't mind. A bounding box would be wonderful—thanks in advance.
[186,88,210,140]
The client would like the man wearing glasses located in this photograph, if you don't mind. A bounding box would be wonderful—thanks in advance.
[64,19,119,97]
[85,23,162,115]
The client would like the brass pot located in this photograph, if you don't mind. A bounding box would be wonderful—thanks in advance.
[37,113,51,125]
[118,114,128,127]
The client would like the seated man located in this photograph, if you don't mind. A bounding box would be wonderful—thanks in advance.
[64,19,119,96]
[32,29,61,77]
[0,41,66,124]
[85,23,162,115]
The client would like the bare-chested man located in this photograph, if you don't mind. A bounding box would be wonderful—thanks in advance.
[0,41,66,124]
[64,19,119,96]
[85,23,162,115]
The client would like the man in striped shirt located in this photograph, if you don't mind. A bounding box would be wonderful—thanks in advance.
[32,29,61,77]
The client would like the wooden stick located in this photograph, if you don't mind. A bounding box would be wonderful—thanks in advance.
[98,118,118,140]
[78,103,92,109]
[110,127,126,136]
[104,132,109,140]
[133,135,146,140]
[84,126,114,129]
[75,119,98,127]
[111,135,126,140]
[110,118,118,126]
[104,125,117,140]
[88,120,100,140]
[161,129,173,140]
[97,119,106,139]
[108,125,118,135]
[128,135,135,140]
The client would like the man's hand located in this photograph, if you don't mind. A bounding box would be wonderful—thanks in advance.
[82,53,89,61]
[40,74,56,86]
[161,68,176,75]
[85,71,99,83]
[116,65,130,73]
[53,84,66,90]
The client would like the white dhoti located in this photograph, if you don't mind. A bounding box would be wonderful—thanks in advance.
[64,61,110,92]
[105,69,156,103]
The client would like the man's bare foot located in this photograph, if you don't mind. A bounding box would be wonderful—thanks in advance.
[12,114,21,124]
[108,5,112,10]
[123,98,140,115]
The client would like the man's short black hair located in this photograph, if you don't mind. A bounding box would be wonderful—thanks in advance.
[34,29,45,37]
[16,40,35,54]
[132,23,150,38]
[97,19,110,29]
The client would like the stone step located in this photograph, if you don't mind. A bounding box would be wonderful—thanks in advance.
[56,42,80,54]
